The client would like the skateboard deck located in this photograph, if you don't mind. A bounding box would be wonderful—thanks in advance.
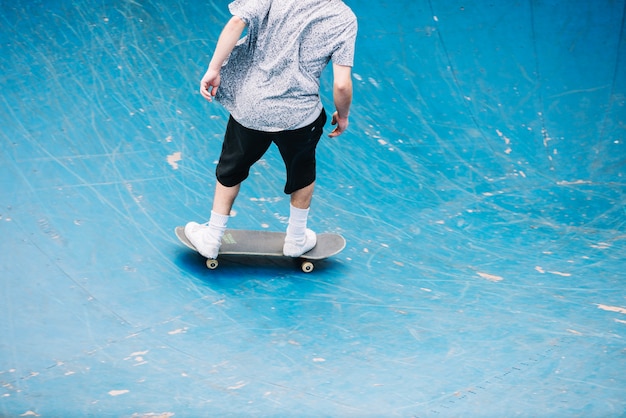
[175,227,346,272]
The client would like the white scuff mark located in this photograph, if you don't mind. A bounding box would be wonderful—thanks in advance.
[477,272,504,282]
[313,358,326,363]
[541,128,552,147]
[167,151,182,170]
[165,135,173,143]
[557,180,592,186]
[131,413,175,418]
[124,350,149,366]
[38,218,61,241]
[20,412,40,417]
[227,381,247,390]
[496,129,511,145]
[615,319,626,325]
[548,271,571,277]
[597,304,626,315]
[168,327,188,335]
[536,266,570,277]
[590,242,611,249]
[125,183,143,205]
[368,77,380,88]
[496,129,512,154]
[249,197,282,203]
[108,390,130,397]
[353,73,362,81]
[407,328,422,341]
[566,329,583,336]
[433,15,439,22]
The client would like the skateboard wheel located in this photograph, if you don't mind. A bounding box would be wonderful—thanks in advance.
[206,259,219,270]
[301,261,314,273]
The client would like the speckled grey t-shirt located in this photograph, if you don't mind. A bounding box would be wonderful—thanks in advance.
[215,0,357,131]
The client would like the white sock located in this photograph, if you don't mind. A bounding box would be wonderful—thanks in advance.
[208,211,230,232]
[286,204,309,243]
[207,211,230,242]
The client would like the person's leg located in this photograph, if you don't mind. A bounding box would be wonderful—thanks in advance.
[185,116,269,259]
[283,182,317,257]
[212,181,240,215]
[290,182,315,209]
[275,110,327,257]
[184,181,240,259]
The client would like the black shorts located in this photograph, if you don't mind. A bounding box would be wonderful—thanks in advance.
[216,109,327,194]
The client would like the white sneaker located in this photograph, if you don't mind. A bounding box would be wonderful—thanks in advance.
[283,228,317,257]
[184,221,222,259]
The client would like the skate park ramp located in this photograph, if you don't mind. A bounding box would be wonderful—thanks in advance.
[1,0,625,416]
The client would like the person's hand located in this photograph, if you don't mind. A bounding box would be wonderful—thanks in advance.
[329,111,349,137]
[200,67,221,102]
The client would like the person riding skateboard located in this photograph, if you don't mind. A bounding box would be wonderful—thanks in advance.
[184,0,357,259]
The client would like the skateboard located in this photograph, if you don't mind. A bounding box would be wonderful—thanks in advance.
[175,227,346,273]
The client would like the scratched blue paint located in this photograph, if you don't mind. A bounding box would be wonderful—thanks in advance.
[1,0,625,416]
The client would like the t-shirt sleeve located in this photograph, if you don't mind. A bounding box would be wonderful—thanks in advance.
[228,0,271,26]
[331,13,358,67]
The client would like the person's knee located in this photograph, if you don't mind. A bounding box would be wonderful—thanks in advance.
[216,167,249,188]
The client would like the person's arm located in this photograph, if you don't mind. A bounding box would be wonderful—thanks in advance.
[200,16,247,102]
[329,63,353,137]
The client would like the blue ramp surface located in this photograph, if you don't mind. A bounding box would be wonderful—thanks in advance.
[1,0,625,416]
